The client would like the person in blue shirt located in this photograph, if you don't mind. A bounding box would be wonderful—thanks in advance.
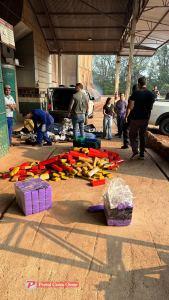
[115,93,127,138]
[25,109,54,146]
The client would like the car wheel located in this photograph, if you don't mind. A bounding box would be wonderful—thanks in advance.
[159,118,169,135]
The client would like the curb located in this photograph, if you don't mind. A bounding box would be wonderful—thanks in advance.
[146,131,169,162]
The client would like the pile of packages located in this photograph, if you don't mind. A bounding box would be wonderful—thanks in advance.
[13,120,102,144]
[47,118,73,142]
[13,119,73,144]
[0,148,124,186]
[15,178,52,216]
[88,178,133,226]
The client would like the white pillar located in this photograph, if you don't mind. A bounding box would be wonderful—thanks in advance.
[76,55,79,83]
[114,55,121,94]
[125,0,139,100]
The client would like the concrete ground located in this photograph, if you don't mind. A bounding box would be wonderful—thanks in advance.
[0,102,169,300]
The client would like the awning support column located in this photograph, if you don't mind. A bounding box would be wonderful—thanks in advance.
[58,53,62,85]
[114,55,121,94]
[76,55,79,83]
[125,0,139,99]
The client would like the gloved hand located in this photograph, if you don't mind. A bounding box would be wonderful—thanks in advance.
[41,124,46,132]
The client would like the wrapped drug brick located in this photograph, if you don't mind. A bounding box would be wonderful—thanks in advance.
[15,178,52,215]
[103,178,133,226]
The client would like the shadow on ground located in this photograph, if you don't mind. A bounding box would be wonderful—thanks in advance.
[49,200,106,225]
[0,215,169,299]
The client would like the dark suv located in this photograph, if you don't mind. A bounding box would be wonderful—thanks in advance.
[47,86,95,122]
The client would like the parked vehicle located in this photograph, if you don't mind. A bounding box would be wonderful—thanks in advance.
[47,86,95,122]
[149,100,169,135]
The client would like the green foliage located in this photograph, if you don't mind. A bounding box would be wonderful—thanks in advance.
[93,45,169,96]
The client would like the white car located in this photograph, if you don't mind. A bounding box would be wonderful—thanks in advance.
[149,100,169,135]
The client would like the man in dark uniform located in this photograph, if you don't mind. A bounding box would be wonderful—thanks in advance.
[126,77,155,159]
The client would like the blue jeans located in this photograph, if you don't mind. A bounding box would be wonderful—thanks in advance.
[37,125,52,145]
[7,117,13,145]
[72,114,85,139]
[103,115,112,139]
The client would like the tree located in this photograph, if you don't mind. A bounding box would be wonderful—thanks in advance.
[93,56,115,94]
[93,45,169,96]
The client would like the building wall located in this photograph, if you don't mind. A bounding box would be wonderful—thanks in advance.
[17,1,94,94]
[62,55,77,86]
[15,33,35,87]
[21,0,54,92]
[78,55,93,89]
[51,54,59,86]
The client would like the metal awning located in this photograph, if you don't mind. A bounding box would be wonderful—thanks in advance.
[121,0,169,56]
[0,0,168,56]
[28,0,137,54]
[0,0,23,26]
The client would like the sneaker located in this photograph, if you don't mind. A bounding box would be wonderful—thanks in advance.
[121,145,129,149]
[139,155,145,160]
[130,152,139,160]
[115,133,120,137]
[43,142,52,146]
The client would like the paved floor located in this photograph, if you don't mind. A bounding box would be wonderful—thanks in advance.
[0,103,169,300]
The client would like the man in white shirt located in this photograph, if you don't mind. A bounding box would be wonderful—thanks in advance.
[4,85,16,146]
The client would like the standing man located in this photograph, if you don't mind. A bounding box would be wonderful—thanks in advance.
[126,77,155,159]
[121,84,138,149]
[25,109,54,146]
[68,83,88,139]
[115,93,127,138]
[4,85,16,146]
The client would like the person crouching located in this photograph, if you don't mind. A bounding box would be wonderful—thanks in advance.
[25,109,54,146]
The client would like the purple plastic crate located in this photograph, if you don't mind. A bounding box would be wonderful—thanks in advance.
[104,204,133,226]
[15,178,52,215]
[106,219,132,226]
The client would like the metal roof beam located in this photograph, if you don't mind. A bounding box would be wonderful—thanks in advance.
[155,38,169,50]
[41,25,125,29]
[28,0,50,51]
[136,35,166,43]
[36,11,126,16]
[136,29,169,32]
[137,9,169,46]
[39,0,60,50]
[139,18,169,27]
[49,51,119,54]
[46,38,120,42]
[144,0,169,11]
[119,0,148,50]
[124,44,156,50]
